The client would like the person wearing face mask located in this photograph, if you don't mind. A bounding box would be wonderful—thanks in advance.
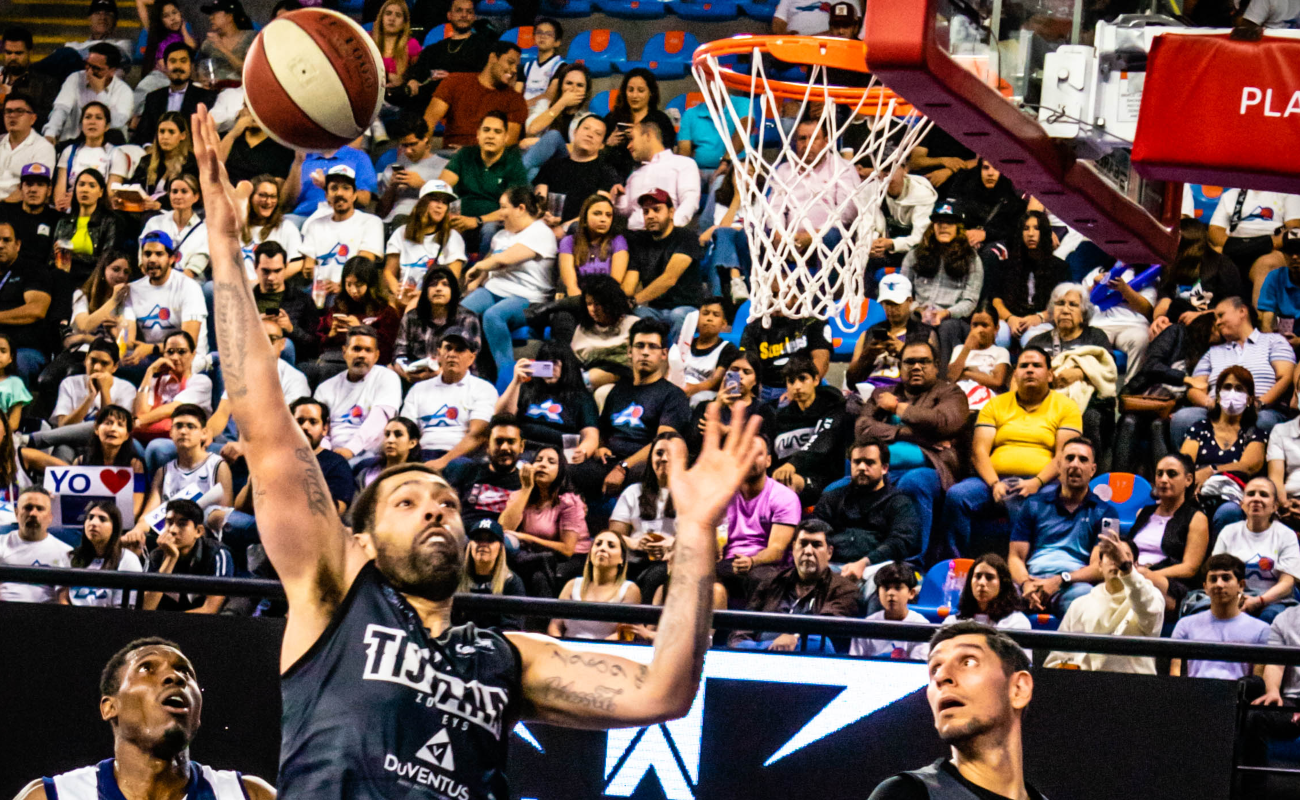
[499,443,590,595]
[455,517,526,629]
[1212,477,1300,622]
[1181,366,1266,534]
[61,499,142,606]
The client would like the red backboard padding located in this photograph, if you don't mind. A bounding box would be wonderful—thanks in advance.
[1133,33,1300,193]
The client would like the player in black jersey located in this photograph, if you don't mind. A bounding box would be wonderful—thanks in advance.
[869,622,1045,800]
[13,638,276,800]
[192,105,766,800]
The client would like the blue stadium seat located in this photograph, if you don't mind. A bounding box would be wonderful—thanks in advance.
[540,0,595,17]
[589,89,616,117]
[1112,348,1127,377]
[1089,472,1153,534]
[623,31,698,79]
[670,0,740,21]
[665,91,705,123]
[739,0,778,20]
[423,23,455,46]
[596,0,669,17]
[476,0,513,15]
[913,558,973,623]
[1029,613,1060,631]
[720,299,749,347]
[827,299,885,362]
[134,29,148,65]
[362,21,373,31]
[501,26,538,61]
[374,147,399,174]
[566,29,629,76]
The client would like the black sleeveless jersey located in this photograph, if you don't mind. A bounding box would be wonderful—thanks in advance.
[279,562,523,800]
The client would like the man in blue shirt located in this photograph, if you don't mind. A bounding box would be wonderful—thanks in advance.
[1172,553,1271,679]
[1008,436,1119,616]
[1258,228,1300,341]
[290,145,379,218]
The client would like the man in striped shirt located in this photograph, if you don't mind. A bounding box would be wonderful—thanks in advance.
[1171,296,1296,446]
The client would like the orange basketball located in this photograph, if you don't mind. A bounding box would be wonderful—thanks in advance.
[242,8,384,152]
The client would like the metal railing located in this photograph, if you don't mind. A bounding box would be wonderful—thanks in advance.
[8,564,1300,666]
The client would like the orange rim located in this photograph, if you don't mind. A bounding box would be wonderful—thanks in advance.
[692,35,913,114]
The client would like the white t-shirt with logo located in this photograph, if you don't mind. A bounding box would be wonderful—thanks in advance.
[1213,520,1300,595]
[483,219,558,304]
[71,289,137,329]
[0,532,73,603]
[773,0,858,33]
[241,220,303,281]
[57,143,115,185]
[140,212,209,278]
[300,210,385,284]
[221,359,309,405]
[385,226,468,295]
[524,54,566,101]
[1209,190,1300,238]
[399,372,499,451]
[67,550,144,607]
[127,270,208,353]
[52,374,138,422]
[850,609,932,660]
[314,366,403,455]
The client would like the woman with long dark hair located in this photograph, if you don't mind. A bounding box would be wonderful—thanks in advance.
[900,205,984,364]
[62,500,143,607]
[549,530,641,639]
[601,68,676,179]
[53,167,120,284]
[384,182,466,306]
[944,554,1031,630]
[521,62,594,176]
[940,158,1026,250]
[685,351,773,458]
[72,404,146,518]
[53,103,116,212]
[355,416,421,489]
[570,274,636,387]
[310,256,401,383]
[1181,366,1266,533]
[541,196,630,343]
[240,175,301,279]
[391,266,479,384]
[38,250,138,405]
[497,339,598,458]
[197,0,254,82]
[988,210,1070,347]
[610,431,680,596]
[499,444,590,596]
[1129,453,1210,614]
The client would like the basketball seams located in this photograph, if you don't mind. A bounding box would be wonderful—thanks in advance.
[294,10,385,129]
[243,31,343,150]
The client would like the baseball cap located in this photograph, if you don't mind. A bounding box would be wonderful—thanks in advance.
[468,518,504,542]
[419,179,458,201]
[140,230,175,252]
[1283,228,1300,256]
[439,325,478,353]
[637,188,674,208]
[88,0,118,14]
[931,200,961,222]
[325,164,357,185]
[19,163,51,183]
[829,1,858,25]
[877,273,913,305]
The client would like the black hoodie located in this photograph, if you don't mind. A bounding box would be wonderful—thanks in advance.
[769,385,849,505]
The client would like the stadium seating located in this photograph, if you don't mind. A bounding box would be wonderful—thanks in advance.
[738,0,779,20]
[827,299,886,361]
[501,26,539,60]
[623,31,699,79]
[596,0,670,19]
[669,0,741,21]
[566,29,629,76]
[719,299,749,347]
[913,559,973,623]
[1089,473,1153,534]
[423,23,455,46]
[134,30,148,65]
[540,0,596,17]
[589,89,617,117]
[476,0,514,16]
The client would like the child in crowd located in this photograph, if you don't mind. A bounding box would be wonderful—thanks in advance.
[680,298,737,406]
[850,561,931,660]
[0,333,32,432]
[947,300,1010,411]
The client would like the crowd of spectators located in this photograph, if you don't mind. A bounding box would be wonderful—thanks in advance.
[2,0,1300,716]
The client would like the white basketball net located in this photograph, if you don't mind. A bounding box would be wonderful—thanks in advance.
[693,48,931,328]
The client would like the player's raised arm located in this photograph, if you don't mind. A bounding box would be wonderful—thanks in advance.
[508,402,763,728]
[192,105,362,668]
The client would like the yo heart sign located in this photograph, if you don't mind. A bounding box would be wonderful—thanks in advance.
[44,466,137,528]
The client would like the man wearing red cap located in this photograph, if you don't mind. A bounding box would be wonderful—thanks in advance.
[625,188,705,343]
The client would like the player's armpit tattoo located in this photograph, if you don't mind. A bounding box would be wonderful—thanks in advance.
[540,678,622,713]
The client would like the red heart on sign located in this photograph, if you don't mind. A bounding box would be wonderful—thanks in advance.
[100,469,131,494]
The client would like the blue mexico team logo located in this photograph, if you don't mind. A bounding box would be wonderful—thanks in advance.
[610,403,645,429]
[320,242,351,268]
[419,405,461,429]
[526,399,563,423]
[341,404,366,427]
[137,304,174,332]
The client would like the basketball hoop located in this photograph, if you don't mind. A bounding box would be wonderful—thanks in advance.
[692,35,931,327]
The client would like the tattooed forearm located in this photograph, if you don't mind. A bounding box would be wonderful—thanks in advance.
[540,678,622,713]
[293,446,336,519]
[549,651,648,689]
[211,282,256,399]
[656,540,715,674]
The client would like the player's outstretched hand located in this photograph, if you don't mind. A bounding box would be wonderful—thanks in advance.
[190,104,252,242]
[666,400,762,531]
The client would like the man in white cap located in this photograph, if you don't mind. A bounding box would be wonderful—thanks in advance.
[376,118,448,223]
[299,164,384,297]
[846,273,938,387]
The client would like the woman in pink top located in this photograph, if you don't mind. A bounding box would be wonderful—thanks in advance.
[499,444,590,595]
[372,0,421,112]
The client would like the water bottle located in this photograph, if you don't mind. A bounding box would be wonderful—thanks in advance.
[940,564,963,618]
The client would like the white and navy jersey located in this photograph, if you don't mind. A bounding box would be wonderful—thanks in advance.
[161,453,223,503]
[43,758,246,800]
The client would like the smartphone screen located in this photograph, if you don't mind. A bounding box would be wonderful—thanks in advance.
[531,360,555,378]
[723,370,741,392]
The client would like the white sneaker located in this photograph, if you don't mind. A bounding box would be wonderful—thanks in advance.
[730,276,750,302]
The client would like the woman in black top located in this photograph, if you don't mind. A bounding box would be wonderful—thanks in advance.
[454,523,527,629]
[495,339,598,458]
[119,111,198,211]
[391,266,481,384]
[941,158,1026,252]
[1180,366,1266,532]
[602,68,676,179]
[987,210,1070,348]
[52,168,120,285]
[1151,217,1245,336]
[1130,453,1210,614]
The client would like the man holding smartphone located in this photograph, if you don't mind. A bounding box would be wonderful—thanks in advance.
[1008,436,1120,617]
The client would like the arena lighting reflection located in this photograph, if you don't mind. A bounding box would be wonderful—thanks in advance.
[512,643,929,800]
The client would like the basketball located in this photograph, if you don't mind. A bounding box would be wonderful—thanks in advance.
[241,8,384,152]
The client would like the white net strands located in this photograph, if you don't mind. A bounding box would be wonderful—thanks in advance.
[693,42,931,330]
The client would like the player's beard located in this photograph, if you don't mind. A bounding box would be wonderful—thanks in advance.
[938,711,1001,748]
[376,531,464,602]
